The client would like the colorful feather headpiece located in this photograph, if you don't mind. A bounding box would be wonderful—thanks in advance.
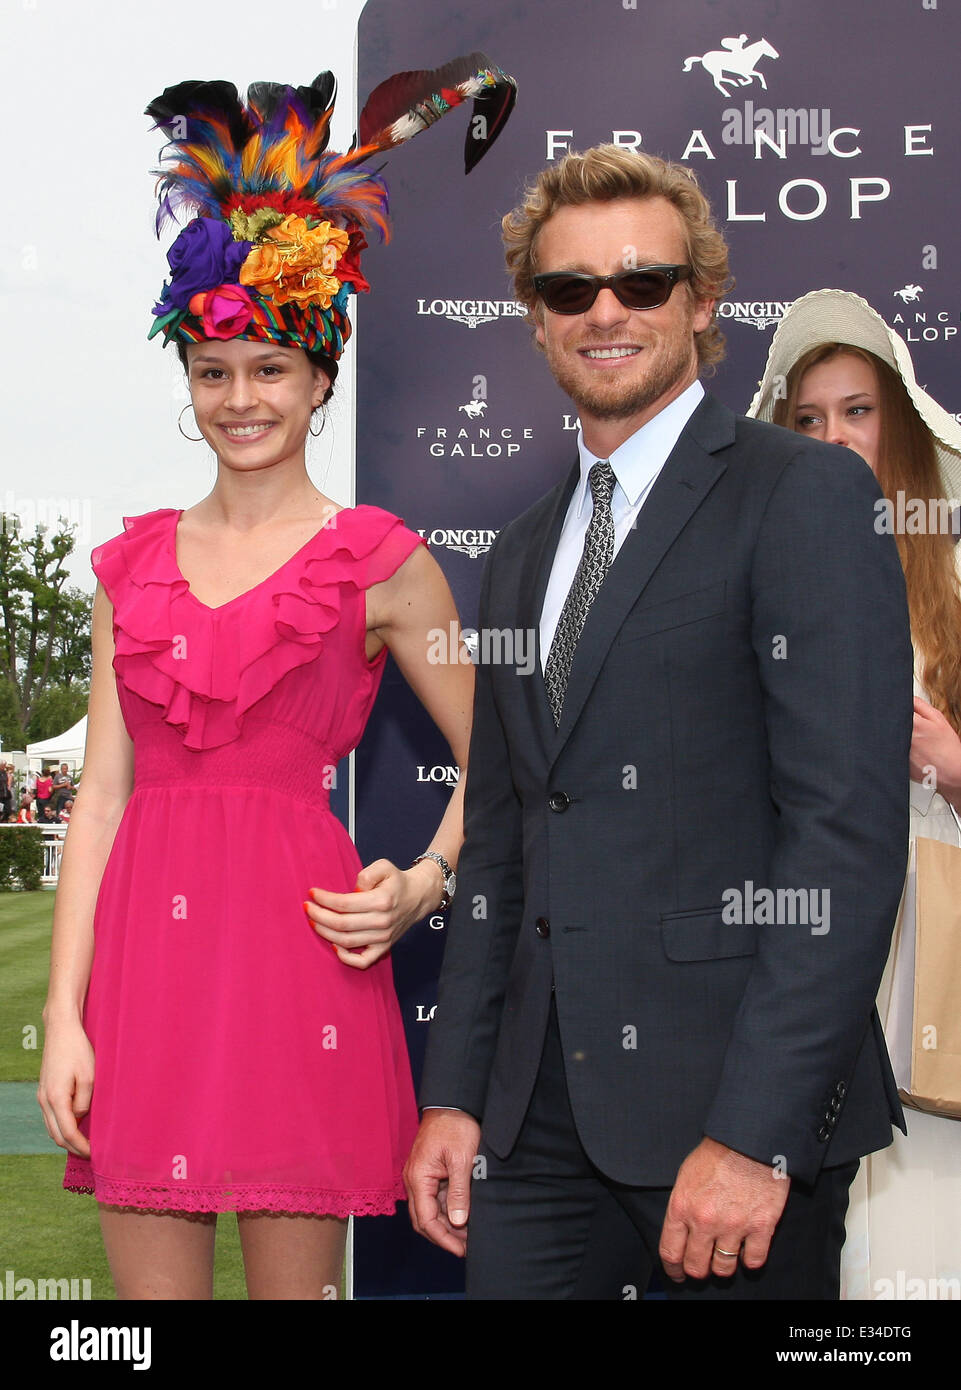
[147,53,516,360]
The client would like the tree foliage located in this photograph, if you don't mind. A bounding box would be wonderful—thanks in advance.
[0,513,92,749]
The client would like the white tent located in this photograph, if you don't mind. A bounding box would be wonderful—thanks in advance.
[26,716,87,771]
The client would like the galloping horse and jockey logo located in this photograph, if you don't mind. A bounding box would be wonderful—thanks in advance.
[683,35,780,96]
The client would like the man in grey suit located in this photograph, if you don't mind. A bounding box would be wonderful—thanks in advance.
[404,145,912,1299]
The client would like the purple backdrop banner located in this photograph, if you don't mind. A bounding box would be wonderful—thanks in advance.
[354,0,959,1297]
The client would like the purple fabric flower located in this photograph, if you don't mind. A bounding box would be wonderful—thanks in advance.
[165,219,252,309]
[150,283,172,318]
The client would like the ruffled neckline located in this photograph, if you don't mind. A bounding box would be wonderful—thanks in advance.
[92,505,423,751]
[170,506,356,613]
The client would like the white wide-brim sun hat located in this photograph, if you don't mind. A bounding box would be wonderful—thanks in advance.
[747,288,961,500]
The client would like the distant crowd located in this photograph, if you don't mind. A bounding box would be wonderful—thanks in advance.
[0,762,76,825]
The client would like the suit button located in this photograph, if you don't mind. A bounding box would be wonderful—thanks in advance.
[816,1124,831,1142]
[837,1081,847,1099]
[830,1096,842,1115]
[535,917,551,938]
[548,791,571,813]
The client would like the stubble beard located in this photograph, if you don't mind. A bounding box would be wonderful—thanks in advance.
[544,325,700,423]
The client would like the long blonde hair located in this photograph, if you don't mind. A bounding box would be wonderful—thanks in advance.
[775,343,961,733]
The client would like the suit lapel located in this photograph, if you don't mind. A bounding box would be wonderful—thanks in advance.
[548,395,735,762]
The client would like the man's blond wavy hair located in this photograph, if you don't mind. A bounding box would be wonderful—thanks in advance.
[502,145,733,369]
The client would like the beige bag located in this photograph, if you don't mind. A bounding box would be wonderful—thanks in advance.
[885,832,961,1118]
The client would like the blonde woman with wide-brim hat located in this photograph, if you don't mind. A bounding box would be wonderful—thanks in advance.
[750,289,961,1301]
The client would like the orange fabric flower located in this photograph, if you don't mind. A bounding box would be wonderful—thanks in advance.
[239,215,350,309]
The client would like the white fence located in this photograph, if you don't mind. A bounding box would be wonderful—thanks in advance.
[0,823,67,886]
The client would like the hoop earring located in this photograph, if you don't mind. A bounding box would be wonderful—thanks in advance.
[308,408,326,438]
[178,404,204,442]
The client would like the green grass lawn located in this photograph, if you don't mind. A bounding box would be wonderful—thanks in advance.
[0,889,284,1300]
[0,890,50,1083]
[0,1157,255,1300]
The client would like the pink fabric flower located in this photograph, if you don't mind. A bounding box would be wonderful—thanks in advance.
[188,285,255,339]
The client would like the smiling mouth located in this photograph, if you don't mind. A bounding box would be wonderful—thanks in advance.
[582,347,641,360]
[220,423,276,437]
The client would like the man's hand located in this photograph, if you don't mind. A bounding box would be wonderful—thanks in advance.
[659,1136,791,1281]
[404,1109,481,1257]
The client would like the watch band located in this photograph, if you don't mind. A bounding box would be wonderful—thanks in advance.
[412,851,456,910]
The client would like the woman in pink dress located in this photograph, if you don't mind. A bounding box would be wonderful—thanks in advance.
[34,769,53,821]
[37,57,515,1299]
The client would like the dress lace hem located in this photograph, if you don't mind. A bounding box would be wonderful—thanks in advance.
[62,1170,406,1217]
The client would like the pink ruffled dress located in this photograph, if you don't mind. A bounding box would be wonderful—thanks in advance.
[63,505,425,1216]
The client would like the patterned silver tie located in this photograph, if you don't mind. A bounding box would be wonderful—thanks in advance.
[544,460,616,726]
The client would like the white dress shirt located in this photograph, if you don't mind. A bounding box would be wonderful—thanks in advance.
[539,380,705,671]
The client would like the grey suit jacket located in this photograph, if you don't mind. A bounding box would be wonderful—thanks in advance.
[419,393,911,1187]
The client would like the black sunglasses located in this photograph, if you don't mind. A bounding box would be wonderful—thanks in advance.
[532,264,693,315]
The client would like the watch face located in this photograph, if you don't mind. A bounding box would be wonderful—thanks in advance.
[448,871,456,894]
